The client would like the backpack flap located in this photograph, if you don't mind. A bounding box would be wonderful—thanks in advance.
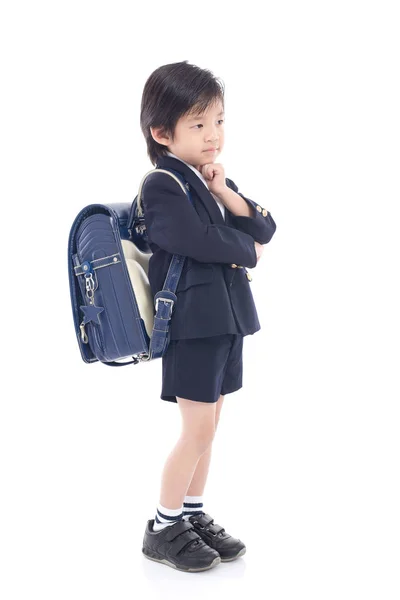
[68,203,152,365]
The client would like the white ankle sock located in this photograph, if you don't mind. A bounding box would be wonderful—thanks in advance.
[153,503,183,532]
[182,495,204,520]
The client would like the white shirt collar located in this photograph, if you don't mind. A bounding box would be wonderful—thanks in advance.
[166,151,210,189]
[165,151,225,220]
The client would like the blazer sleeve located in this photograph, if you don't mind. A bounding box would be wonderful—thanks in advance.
[141,172,258,267]
[225,178,277,244]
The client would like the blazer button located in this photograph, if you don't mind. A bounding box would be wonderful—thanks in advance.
[262,208,268,217]
[231,263,238,268]
[256,205,262,213]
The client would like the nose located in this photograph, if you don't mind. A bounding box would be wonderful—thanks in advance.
[206,125,219,144]
[206,131,219,144]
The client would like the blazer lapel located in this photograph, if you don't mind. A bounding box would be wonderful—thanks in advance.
[156,155,226,225]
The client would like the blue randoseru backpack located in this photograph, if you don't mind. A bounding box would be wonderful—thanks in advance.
[68,167,192,367]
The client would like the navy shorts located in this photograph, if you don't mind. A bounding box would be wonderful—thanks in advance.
[161,334,244,404]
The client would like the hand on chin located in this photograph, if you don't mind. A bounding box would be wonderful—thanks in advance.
[198,162,226,196]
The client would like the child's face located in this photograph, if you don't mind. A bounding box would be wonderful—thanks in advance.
[152,100,225,171]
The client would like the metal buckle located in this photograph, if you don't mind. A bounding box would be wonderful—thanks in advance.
[155,297,175,312]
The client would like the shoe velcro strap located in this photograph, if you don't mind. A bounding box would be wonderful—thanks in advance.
[207,523,224,535]
[194,513,224,535]
[193,513,214,527]
[168,528,201,555]
[164,519,194,542]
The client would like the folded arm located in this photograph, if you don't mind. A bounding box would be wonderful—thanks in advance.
[225,178,277,244]
[141,172,258,267]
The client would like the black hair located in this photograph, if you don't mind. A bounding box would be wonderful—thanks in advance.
[140,60,225,166]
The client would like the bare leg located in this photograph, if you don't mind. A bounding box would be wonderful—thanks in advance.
[158,396,218,509]
[186,394,225,496]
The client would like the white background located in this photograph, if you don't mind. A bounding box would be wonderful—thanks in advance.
[1,1,399,598]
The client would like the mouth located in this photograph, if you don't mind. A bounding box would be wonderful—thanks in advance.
[204,148,219,152]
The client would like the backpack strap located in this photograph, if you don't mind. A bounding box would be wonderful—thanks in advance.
[127,167,194,238]
[134,167,195,360]
[136,167,190,217]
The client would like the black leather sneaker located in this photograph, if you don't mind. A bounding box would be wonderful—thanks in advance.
[142,518,221,572]
[187,512,246,562]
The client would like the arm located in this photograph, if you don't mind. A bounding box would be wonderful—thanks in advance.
[141,172,258,267]
[224,178,277,244]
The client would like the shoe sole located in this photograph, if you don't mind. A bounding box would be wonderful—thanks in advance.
[220,547,246,561]
[142,546,221,572]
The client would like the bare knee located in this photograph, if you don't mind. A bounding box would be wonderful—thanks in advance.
[177,396,216,454]
[180,420,215,454]
[180,429,215,455]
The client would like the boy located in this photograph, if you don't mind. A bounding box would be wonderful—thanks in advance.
[140,61,277,572]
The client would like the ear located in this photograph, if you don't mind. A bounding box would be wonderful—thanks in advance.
[150,126,171,147]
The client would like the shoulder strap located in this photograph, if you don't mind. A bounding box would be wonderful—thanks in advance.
[136,168,188,217]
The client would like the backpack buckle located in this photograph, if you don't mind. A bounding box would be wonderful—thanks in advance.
[155,297,175,312]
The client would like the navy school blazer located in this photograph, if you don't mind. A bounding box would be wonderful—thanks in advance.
[141,155,277,340]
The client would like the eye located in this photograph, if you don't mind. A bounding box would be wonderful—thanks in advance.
[193,120,224,129]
